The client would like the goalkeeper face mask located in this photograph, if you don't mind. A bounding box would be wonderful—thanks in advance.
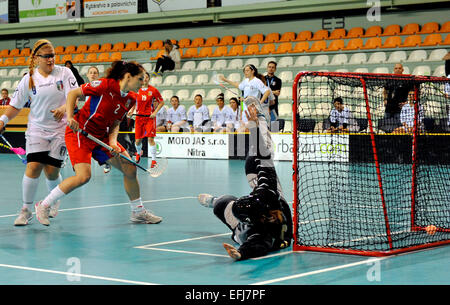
[232,190,282,223]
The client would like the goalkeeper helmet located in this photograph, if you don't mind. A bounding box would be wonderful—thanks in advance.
[232,188,282,223]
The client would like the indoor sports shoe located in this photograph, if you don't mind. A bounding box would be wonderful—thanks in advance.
[150,160,157,168]
[197,194,216,208]
[35,201,50,226]
[103,164,111,174]
[14,207,33,226]
[134,152,141,164]
[223,243,242,260]
[49,200,60,218]
[130,208,162,224]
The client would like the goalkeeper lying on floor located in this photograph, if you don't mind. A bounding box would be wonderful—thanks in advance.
[197,97,292,260]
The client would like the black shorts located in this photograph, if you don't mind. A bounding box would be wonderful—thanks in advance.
[27,151,64,168]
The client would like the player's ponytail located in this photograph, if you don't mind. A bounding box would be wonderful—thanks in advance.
[105,60,144,80]
[28,39,52,90]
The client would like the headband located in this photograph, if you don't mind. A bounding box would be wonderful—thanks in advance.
[32,42,49,56]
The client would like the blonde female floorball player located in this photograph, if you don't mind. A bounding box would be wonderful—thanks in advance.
[0,39,78,226]
[34,61,162,226]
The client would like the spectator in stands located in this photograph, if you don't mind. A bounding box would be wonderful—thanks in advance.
[86,66,100,82]
[166,95,188,132]
[65,60,85,86]
[153,40,181,77]
[393,90,424,134]
[1,88,10,106]
[226,97,248,132]
[156,105,168,132]
[211,93,232,133]
[220,64,272,120]
[328,97,350,133]
[382,63,411,132]
[264,61,282,121]
[187,94,210,132]
[443,52,450,76]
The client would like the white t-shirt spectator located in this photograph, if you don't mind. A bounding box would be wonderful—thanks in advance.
[187,104,210,128]
[156,106,167,127]
[211,105,233,128]
[401,103,423,128]
[226,107,248,130]
[330,107,350,127]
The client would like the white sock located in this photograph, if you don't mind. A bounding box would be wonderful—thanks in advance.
[135,142,142,155]
[130,197,143,212]
[149,144,156,161]
[22,175,40,210]
[41,185,66,207]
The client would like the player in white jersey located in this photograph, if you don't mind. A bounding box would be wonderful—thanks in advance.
[187,94,211,132]
[166,95,188,132]
[0,39,78,226]
[211,93,233,132]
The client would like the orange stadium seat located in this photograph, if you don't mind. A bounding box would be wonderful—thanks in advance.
[210,46,228,57]
[19,48,30,57]
[63,45,76,54]
[204,37,219,47]
[346,27,364,38]
[361,37,382,49]
[258,43,276,55]
[15,57,27,66]
[177,38,191,48]
[136,41,150,50]
[329,28,346,39]
[60,54,72,63]
[288,41,309,53]
[198,47,213,58]
[87,44,100,53]
[0,49,9,57]
[110,52,122,61]
[242,44,259,56]
[439,21,450,33]
[418,22,440,34]
[442,34,450,45]
[150,40,163,50]
[182,47,198,58]
[400,35,421,47]
[112,42,125,52]
[97,52,110,62]
[84,53,98,63]
[54,55,61,65]
[123,41,138,51]
[420,34,442,46]
[151,49,165,60]
[54,46,64,55]
[273,42,292,54]
[9,48,20,57]
[326,39,345,51]
[190,37,205,48]
[343,38,363,50]
[218,35,234,46]
[100,43,112,52]
[307,40,326,52]
[233,34,248,45]
[400,23,419,35]
[363,25,382,37]
[381,24,401,36]
[249,33,264,44]
[76,45,88,54]
[296,30,312,41]
[0,58,3,66]
[226,45,244,57]
[72,54,85,63]
[3,57,14,66]
[264,33,280,43]
[311,29,328,40]
[381,36,402,48]
[279,32,296,42]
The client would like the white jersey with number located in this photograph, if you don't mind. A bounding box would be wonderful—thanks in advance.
[10,65,78,132]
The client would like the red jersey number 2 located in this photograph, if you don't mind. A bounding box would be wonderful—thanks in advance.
[114,104,120,114]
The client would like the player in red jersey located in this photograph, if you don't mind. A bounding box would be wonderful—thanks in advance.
[130,72,164,167]
[34,61,162,226]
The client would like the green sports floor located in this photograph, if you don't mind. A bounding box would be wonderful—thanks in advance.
[0,154,449,285]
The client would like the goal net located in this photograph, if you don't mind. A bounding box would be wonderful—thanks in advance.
[292,71,450,256]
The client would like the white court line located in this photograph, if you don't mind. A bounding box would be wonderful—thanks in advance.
[0,196,196,218]
[143,247,230,258]
[251,257,386,285]
[0,263,158,285]
[135,233,231,248]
